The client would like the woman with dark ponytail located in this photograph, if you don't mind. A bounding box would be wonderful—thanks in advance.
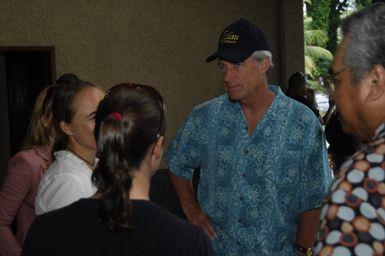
[22,83,215,256]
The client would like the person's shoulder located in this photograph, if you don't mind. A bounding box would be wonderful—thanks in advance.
[270,85,301,108]
[38,155,84,189]
[134,200,182,220]
[35,199,91,224]
[192,94,229,112]
[10,148,40,163]
[135,201,212,252]
[134,201,200,231]
[47,151,82,174]
[270,85,317,119]
[7,148,45,173]
[24,200,86,256]
[29,199,91,249]
[287,96,319,119]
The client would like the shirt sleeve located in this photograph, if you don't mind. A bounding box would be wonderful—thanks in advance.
[299,120,333,212]
[0,153,35,256]
[166,109,204,180]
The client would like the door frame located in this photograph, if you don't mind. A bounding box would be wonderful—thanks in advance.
[0,46,56,184]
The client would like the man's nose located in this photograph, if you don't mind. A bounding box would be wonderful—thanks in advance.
[223,67,235,81]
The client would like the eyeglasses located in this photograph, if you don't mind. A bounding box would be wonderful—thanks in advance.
[323,68,346,96]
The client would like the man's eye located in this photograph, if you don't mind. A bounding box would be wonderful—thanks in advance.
[331,77,339,85]
[88,113,96,120]
[234,62,244,69]
[218,64,225,71]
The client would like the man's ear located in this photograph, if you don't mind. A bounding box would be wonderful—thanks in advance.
[153,136,164,158]
[59,121,73,136]
[366,64,385,102]
[258,58,270,74]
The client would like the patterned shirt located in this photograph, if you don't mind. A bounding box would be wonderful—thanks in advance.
[167,85,332,256]
[314,123,385,256]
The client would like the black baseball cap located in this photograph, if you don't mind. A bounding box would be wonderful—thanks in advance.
[206,18,269,63]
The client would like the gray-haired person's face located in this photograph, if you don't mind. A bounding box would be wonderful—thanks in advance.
[331,36,374,140]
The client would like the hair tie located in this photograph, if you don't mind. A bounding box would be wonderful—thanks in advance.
[110,112,123,121]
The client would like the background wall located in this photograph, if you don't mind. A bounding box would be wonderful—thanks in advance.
[0,0,304,177]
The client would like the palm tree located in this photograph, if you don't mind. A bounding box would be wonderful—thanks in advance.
[304,16,333,79]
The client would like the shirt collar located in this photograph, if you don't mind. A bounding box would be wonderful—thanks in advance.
[373,123,385,141]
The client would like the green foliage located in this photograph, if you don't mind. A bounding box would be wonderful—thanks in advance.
[327,0,350,53]
[303,16,333,80]
[304,0,373,92]
[304,1,332,91]
[306,0,330,32]
[305,46,332,61]
[304,46,332,79]
[304,29,329,47]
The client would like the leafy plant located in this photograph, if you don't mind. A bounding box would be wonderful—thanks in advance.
[304,17,333,84]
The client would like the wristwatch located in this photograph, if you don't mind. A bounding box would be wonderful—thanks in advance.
[294,244,312,256]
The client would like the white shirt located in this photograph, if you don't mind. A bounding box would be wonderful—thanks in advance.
[35,150,96,215]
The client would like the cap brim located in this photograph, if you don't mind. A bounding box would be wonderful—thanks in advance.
[206,49,254,63]
[206,52,219,63]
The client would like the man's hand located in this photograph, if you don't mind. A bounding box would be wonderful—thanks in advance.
[168,171,217,240]
[184,203,217,240]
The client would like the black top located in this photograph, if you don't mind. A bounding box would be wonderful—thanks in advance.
[22,199,215,256]
[289,95,320,118]
[325,111,359,156]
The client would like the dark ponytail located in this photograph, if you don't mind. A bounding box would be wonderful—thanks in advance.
[92,83,165,232]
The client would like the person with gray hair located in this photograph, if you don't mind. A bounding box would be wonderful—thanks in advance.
[314,3,385,255]
[167,18,331,255]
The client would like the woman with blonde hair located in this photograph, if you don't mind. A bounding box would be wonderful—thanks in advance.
[0,83,59,256]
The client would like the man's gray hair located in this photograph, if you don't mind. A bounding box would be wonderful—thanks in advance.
[251,50,274,72]
[342,3,385,83]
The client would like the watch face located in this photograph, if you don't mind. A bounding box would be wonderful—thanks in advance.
[295,245,312,256]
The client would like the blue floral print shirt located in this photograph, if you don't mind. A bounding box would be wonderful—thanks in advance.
[314,123,385,256]
[167,85,332,256]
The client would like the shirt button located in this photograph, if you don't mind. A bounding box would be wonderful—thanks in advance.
[240,196,244,201]
[238,219,242,223]
[236,241,241,246]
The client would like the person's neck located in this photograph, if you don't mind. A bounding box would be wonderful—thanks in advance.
[129,168,151,200]
[241,84,274,114]
[66,143,96,169]
[240,84,275,134]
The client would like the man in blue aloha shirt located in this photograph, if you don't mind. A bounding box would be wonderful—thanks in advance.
[167,18,332,256]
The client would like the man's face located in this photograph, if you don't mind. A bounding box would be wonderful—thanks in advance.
[331,37,369,139]
[218,55,265,103]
